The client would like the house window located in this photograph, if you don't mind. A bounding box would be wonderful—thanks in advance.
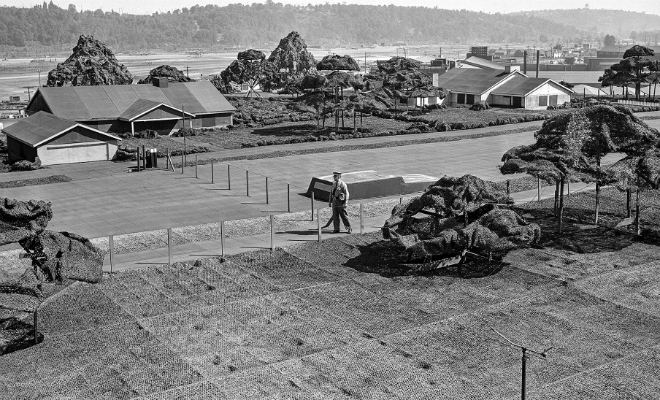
[549,95,558,106]
[466,94,475,104]
[503,96,511,106]
[539,96,548,106]
[457,93,465,104]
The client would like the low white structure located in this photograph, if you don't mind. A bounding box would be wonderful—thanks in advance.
[3,111,121,165]
[437,65,573,109]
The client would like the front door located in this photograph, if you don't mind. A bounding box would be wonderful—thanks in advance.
[513,96,524,108]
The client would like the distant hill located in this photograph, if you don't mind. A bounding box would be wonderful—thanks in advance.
[510,9,660,42]
[0,2,590,50]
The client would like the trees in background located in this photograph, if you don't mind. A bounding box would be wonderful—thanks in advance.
[600,45,657,100]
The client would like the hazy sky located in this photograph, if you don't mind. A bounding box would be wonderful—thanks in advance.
[1,0,659,16]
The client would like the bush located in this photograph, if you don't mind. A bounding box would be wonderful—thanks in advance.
[172,128,198,137]
[10,157,41,171]
[469,101,490,111]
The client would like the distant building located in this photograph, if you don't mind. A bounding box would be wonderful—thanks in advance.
[436,65,572,110]
[26,80,236,135]
[468,46,488,59]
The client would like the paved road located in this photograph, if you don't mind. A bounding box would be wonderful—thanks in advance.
[2,131,536,239]
[2,114,659,240]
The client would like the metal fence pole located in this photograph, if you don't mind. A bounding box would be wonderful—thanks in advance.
[246,171,250,197]
[211,162,214,184]
[195,155,198,178]
[360,203,364,234]
[537,177,541,202]
[181,152,184,174]
[136,148,140,171]
[317,208,321,242]
[270,215,274,251]
[287,184,290,213]
[167,228,172,266]
[109,235,114,274]
[142,145,146,170]
[266,177,269,204]
[220,221,225,258]
[34,309,38,344]
[227,165,231,190]
[311,192,315,221]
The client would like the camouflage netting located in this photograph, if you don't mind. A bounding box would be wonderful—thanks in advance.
[215,49,279,94]
[376,57,422,74]
[137,65,194,84]
[382,175,540,265]
[46,35,133,87]
[317,54,360,71]
[267,31,317,72]
[1,197,104,355]
[0,197,52,246]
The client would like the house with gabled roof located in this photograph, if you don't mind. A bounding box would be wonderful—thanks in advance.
[436,65,572,109]
[25,79,236,135]
[2,111,121,165]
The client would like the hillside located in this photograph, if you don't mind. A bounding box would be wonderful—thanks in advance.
[511,8,660,41]
[0,2,587,51]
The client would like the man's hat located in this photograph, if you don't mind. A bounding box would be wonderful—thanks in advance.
[332,171,342,176]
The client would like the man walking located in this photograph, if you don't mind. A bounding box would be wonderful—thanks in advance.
[329,171,352,234]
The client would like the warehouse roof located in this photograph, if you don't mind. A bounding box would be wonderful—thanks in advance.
[2,111,119,147]
[118,99,194,121]
[27,81,236,121]
[491,75,573,96]
[435,68,518,95]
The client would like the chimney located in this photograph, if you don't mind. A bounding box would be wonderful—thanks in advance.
[536,50,540,78]
[152,77,168,88]
[504,65,520,74]
[523,50,527,74]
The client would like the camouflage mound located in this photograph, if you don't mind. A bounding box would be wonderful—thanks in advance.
[20,231,104,284]
[0,197,52,245]
[137,65,194,84]
[376,57,422,74]
[238,49,266,61]
[382,175,540,270]
[317,54,360,71]
[268,31,316,72]
[46,35,132,86]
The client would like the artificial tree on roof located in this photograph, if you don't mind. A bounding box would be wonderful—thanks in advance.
[599,45,657,100]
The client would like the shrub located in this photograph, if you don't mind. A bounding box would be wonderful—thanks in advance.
[469,101,490,111]
[11,157,42,171]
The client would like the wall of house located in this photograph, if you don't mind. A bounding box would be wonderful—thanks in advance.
[25,94,52,116]
[6,136,38,163]
[140,107,184,120]
[83,120,120,133]
[525,83,572,109]
[489,94,513,107]
[37,142,117,165]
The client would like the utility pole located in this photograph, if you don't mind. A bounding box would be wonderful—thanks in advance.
[186,66,189,78]
[491,328,553,400]
[37,69,41,86]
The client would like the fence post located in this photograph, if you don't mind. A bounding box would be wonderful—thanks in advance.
[537,177,541,202]
[220,221,225,258]
[34,309,38,345]
[181,152,184,174]
[287,184,290,213]
[311,192,315,221]
[166,147,169,171]
[142,145,146,170]
[167,228,172,266]
[506,180,510,196]
[266,177,269,204]
[400,197,402,204]
[246,171,249,197]
[136,148,140,171]
[360,203,364,234]
[270,215,274,251]
[211,162,214,184]
[227,165,231,190]
[195,155,198,178]
[109,235,114,274]
[317,208,322,242]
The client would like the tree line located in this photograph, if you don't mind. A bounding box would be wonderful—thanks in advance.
[0,2,589,49]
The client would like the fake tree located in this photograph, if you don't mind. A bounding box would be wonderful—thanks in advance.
[600,45,657,100]
[502,105,660,230]
[217,49,278,97]
[607,148,660,235]
[382,175,540,272]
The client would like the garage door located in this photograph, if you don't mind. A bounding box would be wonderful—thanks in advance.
[40,142,109,165]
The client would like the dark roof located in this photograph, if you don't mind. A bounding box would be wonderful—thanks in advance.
[28,81,235,121]
[3,111,119,147]
[491,75,572,96]
[118,99,194,121]
[435,68,512,94]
